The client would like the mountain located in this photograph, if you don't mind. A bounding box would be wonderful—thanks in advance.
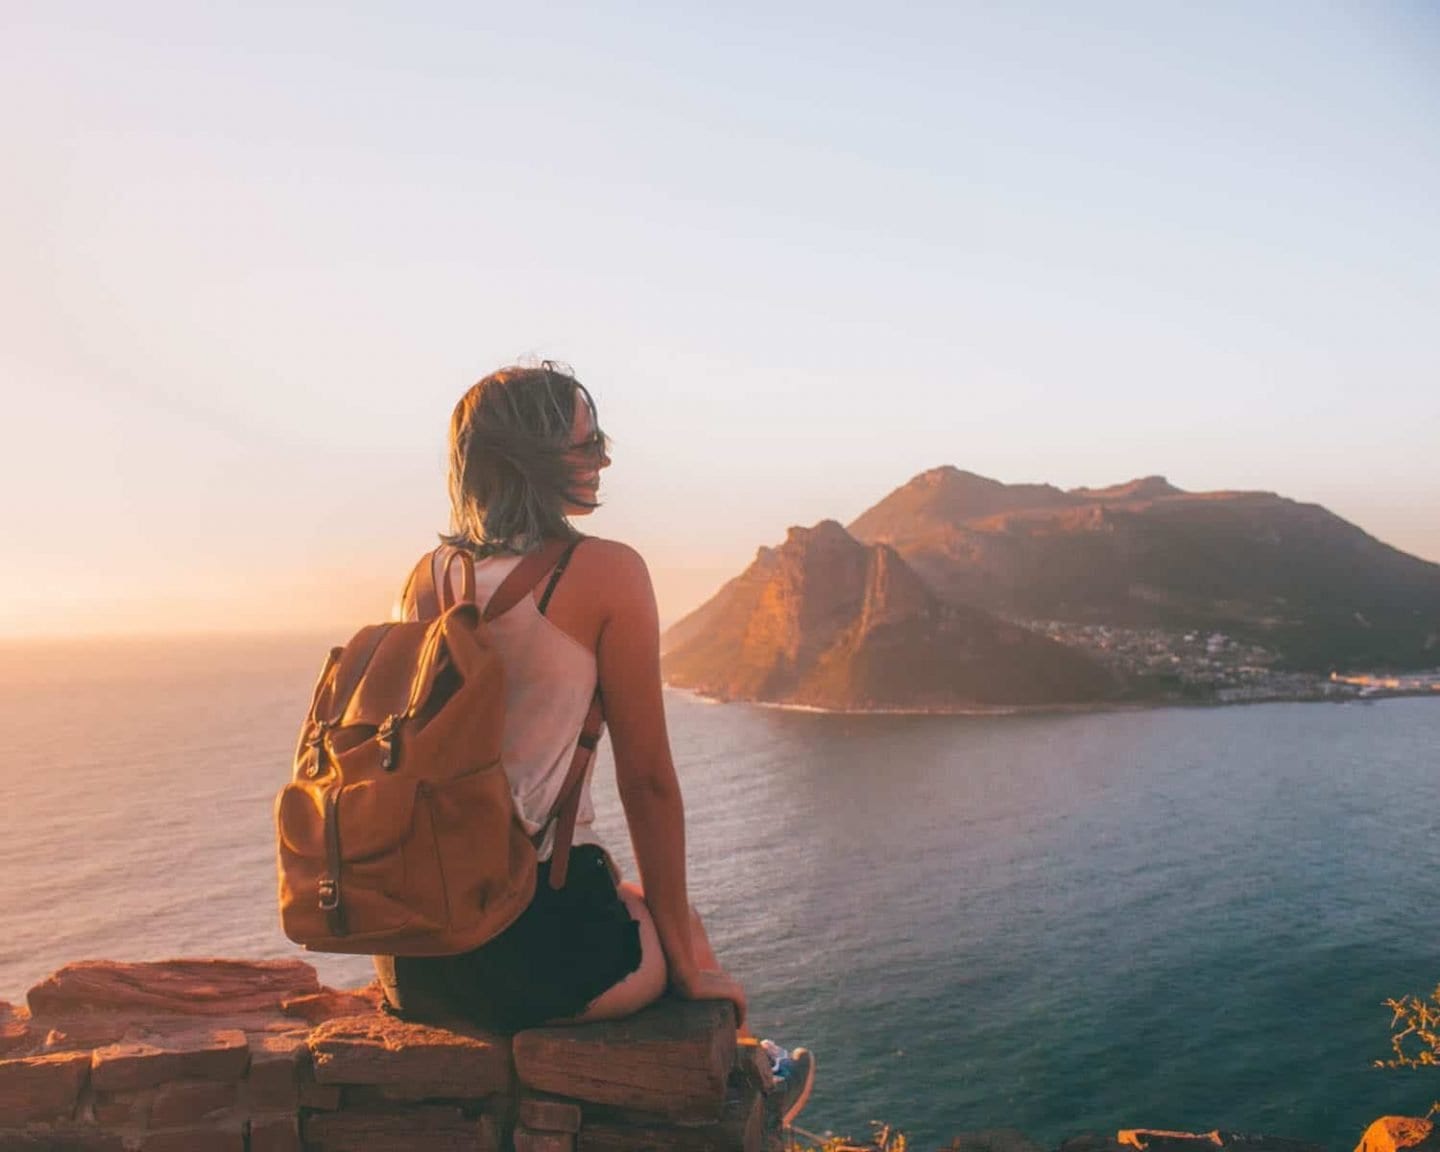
[849,467,1440,670]
[661,520,1115,709]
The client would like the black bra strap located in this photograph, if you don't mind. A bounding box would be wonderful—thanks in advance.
[537,538,583,616]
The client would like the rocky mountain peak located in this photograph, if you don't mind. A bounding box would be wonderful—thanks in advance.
[849,468,1073,542]
[662,518,1113,708]
[782,519,861,552]
[1071,475,1184,502]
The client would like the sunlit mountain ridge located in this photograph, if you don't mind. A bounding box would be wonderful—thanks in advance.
[662,468,1440,709]
[849,466,1440,671]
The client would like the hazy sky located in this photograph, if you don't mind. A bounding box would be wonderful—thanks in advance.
[4,2,1438,637]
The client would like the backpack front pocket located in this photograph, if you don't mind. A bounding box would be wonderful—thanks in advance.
[276,775,430,947]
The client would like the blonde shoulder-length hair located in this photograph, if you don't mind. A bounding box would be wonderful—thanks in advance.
[441,361,606,556]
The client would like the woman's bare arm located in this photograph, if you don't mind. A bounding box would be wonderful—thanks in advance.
[587,541,746,1019]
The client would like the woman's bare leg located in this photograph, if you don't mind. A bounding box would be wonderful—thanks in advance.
[574,885,667,1022]
[575,884,748,1033]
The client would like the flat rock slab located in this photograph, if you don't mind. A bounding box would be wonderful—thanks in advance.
[520,1096,584,1134]
[280,983,384,1024]
[247,1029,309,1111]
[515,1126,576,1152]
[579,1086,761,1152]
[27,959,320,1019]
[138,1122,246,1152]
[90,1028,250,1091]
[515,998,736,1124]
[250,1114,303,1152]
[149,1077,238,1125]
[0,1125,127,1150]
[1357,1118,1440,1152]
[308,1014,513,1098]
[0,1049,90,1123]
[303,1104,502,1152]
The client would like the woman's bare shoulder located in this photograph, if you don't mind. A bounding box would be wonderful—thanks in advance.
[571,538,654,602]
[575,537,648,571]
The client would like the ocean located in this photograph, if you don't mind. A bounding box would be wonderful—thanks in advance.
[2,634,1437,1149]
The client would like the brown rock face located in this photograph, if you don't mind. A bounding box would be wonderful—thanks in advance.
[663,520,1113,709]
[279,983,384,1024]
[302,1105,500,1152]
[249,1114,303,1152]
[27,959,320,1019]
[0,1049,90,1123]
[849,466,1440,671]
[148,1076,239,1124]
[578,1084,762,1152]
[513,999,736,1124]
[519,1096,584,1134]
[90,1027,251,1092]
[246,1029,309,1111]
[515,1126,577,1152]
[308,1013,513,1098]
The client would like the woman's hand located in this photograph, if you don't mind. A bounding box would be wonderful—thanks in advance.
[671,966,748,1030]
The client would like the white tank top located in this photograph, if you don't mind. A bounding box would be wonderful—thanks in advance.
[468,554,604,861]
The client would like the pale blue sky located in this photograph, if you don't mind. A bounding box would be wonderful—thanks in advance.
[3,2,1438,635]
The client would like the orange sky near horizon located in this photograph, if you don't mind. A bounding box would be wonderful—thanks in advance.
[5,6,1437,643]
[4,488,1438,642]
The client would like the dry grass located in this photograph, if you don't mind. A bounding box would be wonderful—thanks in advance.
[786,1122,908,1152]
[1378,984,1440,1118]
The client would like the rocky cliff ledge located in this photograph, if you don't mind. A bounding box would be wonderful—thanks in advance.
[0,958,758,1152]
[1,959,1435,1152]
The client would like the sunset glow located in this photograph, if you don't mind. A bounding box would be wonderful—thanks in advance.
[3,4,1437,638]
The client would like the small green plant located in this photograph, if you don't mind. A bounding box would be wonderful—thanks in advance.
[1377,984,1440,1119]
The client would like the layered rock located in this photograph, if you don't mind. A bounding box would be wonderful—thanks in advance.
[0,959,765,1152]
[662,520,1114,710]
[848,466,1440,671]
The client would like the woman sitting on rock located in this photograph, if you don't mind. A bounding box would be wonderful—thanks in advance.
[371,362,813,1122]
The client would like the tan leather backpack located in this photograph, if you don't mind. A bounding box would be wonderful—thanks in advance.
[275,540,602,956]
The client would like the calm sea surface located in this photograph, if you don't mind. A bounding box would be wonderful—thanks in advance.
[2,635,1438,1149]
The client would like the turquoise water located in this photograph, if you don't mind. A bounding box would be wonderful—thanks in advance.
[2,635,1437,1148]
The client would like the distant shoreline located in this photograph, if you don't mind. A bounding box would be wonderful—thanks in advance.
[662,681,1440,718]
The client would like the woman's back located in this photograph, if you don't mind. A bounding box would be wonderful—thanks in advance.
[469,553,603,859]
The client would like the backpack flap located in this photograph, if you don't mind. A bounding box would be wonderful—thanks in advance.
[327,605,504,774]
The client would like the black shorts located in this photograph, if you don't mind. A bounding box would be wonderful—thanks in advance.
[373,844,643,1033]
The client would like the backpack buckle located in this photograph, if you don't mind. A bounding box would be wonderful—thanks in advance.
[305,720,333,779]
[317,877,340,912]
[377,714,402,770]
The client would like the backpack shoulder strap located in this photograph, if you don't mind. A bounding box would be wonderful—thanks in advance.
[401,546,474,621]
[543,690,605,890]
[403,539,568,623]
[482,539,571,622]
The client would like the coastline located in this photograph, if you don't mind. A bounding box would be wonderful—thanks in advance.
[661,681,1440,718]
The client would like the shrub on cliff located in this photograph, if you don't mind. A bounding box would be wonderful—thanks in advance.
[1379,984,1440,1117]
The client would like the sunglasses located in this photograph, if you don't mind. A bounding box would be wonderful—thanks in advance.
[566,432,609,460]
